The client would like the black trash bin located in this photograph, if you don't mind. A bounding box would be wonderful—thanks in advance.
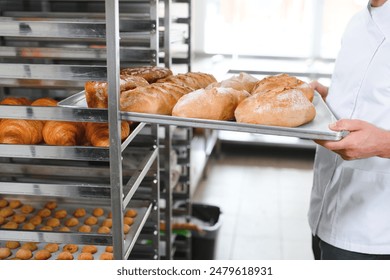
[191,203,222,260]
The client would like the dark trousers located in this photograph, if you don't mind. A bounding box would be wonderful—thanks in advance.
[312,235,390,260]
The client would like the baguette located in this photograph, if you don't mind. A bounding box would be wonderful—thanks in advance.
[235,88,316,127]
[172,87,250,120]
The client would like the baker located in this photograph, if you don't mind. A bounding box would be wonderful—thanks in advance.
[309,0,390,259]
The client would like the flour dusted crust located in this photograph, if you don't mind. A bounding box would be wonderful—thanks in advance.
[207,72,259,93]
[156,72,217,90]
[120,66,173,83]
[252,73,314,101]
[235,88,316,127]
[172,87,250,121]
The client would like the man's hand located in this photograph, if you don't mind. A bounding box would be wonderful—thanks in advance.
[309,80,329,100]
[315,119,390,160]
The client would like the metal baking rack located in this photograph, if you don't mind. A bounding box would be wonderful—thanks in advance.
[0,0,161,260]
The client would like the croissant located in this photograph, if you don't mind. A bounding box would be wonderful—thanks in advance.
[0,97,49,144]
[85,75,149,108]
[84,122,130,147]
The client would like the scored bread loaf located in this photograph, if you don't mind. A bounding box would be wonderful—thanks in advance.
[0,97,51,145]
[207,72,258,93]
[252,73,314,101]
[84,122,130,147]
[155,72,217,90]
[120,82,194,115]
[120,66,173,83]
[172,87,250,121]
[234,88,316,127]
[85,75,149,108]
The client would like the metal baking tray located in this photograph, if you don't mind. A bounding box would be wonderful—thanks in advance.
[59,91,346,141]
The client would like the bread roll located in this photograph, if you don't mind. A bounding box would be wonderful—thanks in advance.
[207,72,258,93]
[120,83,193,115]
[120,66,173,83]
[172,87,250,121]
[235,88,316,127]
[85,75,149,108]
[156,72,217,90]
[252,73,314,101]
[84,121,130,147]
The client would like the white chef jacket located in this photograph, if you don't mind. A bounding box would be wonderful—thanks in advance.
[308,1,390,254]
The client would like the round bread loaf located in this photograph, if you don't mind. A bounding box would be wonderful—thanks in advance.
[235,88,316,127]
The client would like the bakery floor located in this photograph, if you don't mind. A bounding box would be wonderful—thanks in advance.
[192,141,316,260]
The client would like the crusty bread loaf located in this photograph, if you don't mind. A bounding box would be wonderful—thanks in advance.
[172,87,250,120]
[85,75,149,108]
[235,88,316,127]
[156,72,217,90]
[84,122,130,147]
[120,66,173,83]
[207,72,258,93]
[252,74,314,101]
[120,82,193,115]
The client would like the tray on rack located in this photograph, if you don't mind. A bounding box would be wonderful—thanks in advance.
[58,91,346,141]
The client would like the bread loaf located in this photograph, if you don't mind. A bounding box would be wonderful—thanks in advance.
[235,88,316,127]
[156,72,217,90]
[207,72,258,93]
[85,75,149,108]
[120,66,173,83]
[172,87,250,120]
[84,122,130,147]
[252,74,314,101]
[120,83,193,115]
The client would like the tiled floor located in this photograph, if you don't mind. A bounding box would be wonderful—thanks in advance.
[192,142,316,260]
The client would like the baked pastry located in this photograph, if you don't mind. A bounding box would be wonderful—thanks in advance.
[29,215,42,226]
[37,208,51,218]
[92,207,104,217]
[0,216,4,225]
[124,209,138,218]
[0,247,12,259]
[101,218,112,228]
[82,245,97,254]
[46,218,60,227]
[235,88,316,127]
[1,221,18,229]
[20,204,35,214]
[73,208,86,218]
[123,217,134,226]
[54,209,67,219]
[44,243,59,253]
[155,72,217,90]
[97,226,111,234]
[84,216,98,226]
[12,214,26,224]
[0,207,14,218]
[0,98,53,145]
[123,224,131,234]
[43,121,85,146]
[63,244,78,253]
[0,199,8,208]
[172,87,250,121]
[252,73,314,101]
[0,97,31,106]
[21,242,38,251]
[105,246,113,253]
[99,252,113,260]
[207,72,258,93]
[120,66,173,83]
[15,248,32,260]
[9,200,22,209]
[56,251,73,260]
[31,97,58,107]
[5,241,20,249]
[120,82,193,115]
[78,252,94,260]
[34,249,52,260]
[22,223,35,230]
[39,225,53,231]
[64,217,79,227]
[58,226,71,232]
[78,225,92,233]
[85,75,149,109]
[84,121,130,147]
[44,201,57,210]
